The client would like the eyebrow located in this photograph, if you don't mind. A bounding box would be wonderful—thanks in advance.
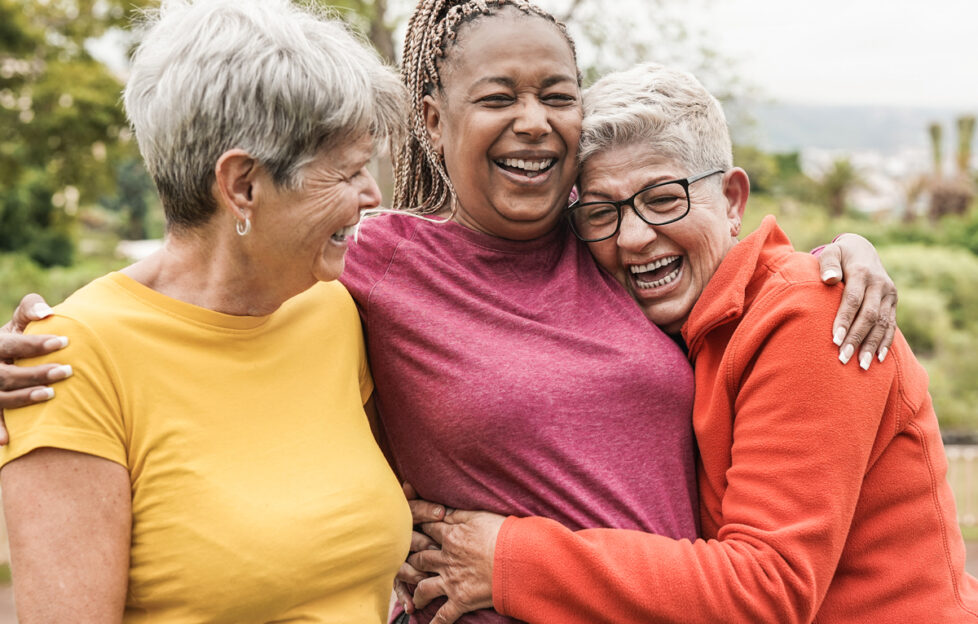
[470,74,578,90]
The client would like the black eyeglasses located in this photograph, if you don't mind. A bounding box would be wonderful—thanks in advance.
[567,168,725,243]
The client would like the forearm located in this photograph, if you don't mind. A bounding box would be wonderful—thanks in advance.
[2,448,131,623]
[494,518,823,624]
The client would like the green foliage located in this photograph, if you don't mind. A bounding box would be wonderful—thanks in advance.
[0,251,126,322]
[817,157,865,217]
[1,0,145,262]
[878,244,978,332]
[0,169,74,266]
[893,288,951,356]
[733,145,778,194]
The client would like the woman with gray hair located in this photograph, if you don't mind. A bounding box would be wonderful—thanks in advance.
[0,0,410,621]
[404,62,978,623]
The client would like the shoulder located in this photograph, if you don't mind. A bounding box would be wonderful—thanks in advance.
[341,213,427,298]
[281,280,360,327]
[24,274,133,345]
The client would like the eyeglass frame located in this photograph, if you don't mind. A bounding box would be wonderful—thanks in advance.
[566,168,726,243]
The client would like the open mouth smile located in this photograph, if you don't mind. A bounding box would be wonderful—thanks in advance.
[631,255,683,289]
[330,222,359,243]
[494,157,556,178]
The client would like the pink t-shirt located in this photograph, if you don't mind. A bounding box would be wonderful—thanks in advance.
[341,215,697,623]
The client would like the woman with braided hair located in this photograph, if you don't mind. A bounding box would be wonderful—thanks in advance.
[340,1,899,622]
[0,1,897,622]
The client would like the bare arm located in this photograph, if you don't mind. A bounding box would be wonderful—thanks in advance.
[2,448,131,623]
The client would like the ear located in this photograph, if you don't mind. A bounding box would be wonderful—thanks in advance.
[214,149,259,222]
[423,94,445,155]
[722,167,750,236]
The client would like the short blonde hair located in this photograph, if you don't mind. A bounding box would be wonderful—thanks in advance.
[580,63,732,174]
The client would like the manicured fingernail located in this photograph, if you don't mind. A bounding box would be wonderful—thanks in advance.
[833,327,846,346]
[822,269,841,281]
[433,506,444,518]
[859,352,872,370]
[878,347,888,363]
[31,303,54,319]
[30,387,55,401]
[839,344,854,364]
[47,365,73,381]
[42,336,69,350]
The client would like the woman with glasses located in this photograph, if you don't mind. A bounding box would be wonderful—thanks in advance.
[402,63,978,623]
[0,3,900,623]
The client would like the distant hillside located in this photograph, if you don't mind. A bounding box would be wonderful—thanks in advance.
[729,102,974,153]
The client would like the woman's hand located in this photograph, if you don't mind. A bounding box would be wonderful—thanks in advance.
[0,294,72,444]
[817,233,898,369]
[409,509,506,624]
[394,483,449,614]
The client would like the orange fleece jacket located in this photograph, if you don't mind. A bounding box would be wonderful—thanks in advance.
[493,216,978,623]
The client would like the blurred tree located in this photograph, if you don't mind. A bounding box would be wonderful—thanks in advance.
[0,0,151,264]
[923,118,975,221]
[929,122,943,177]
[817,158,864,218]
[732,145,777,194]
[957,115,975,175]
[99,158,157,240]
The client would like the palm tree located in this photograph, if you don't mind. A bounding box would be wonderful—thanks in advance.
[819,158,865,218]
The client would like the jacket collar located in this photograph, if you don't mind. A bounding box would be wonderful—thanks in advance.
[681,215,794,358]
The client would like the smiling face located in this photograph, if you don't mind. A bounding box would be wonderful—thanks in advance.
[581,144,746,334]
[423,11,582,241]
[258,134,381,287]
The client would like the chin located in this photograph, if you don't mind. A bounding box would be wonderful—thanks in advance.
[314,260,345,283]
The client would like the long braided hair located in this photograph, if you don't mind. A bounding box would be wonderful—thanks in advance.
[393,0,579,215]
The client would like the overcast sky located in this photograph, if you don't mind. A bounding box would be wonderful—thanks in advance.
[686,0,978,109]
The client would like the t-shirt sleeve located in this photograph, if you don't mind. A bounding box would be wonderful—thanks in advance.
[1,314,128,469]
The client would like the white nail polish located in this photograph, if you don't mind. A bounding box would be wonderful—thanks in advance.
[878,347,888,363]
[822,269,841,281]
[30,303,54,319]
[42,336,69,350]
[833,327,846,346]
[839,344,854,365]
[47,365,73,381]
[29,387,55,401]
[859,352,872,370]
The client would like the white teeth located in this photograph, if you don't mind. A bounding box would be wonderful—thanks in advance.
[498,158,554,172]
[630,255,680,274]
[635,264,681,289]
[332,222,359,242]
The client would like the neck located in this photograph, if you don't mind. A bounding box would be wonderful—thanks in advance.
[122,221,307,317]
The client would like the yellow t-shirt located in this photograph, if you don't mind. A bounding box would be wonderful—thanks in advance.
[2,273,411,623]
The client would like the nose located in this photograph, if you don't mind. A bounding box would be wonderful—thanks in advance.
[358,168,382,210]
[616,206,657,252]
[512,97,551,139]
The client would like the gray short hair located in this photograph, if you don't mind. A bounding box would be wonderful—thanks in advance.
[124,0,405,229]
[580,63,732,175]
